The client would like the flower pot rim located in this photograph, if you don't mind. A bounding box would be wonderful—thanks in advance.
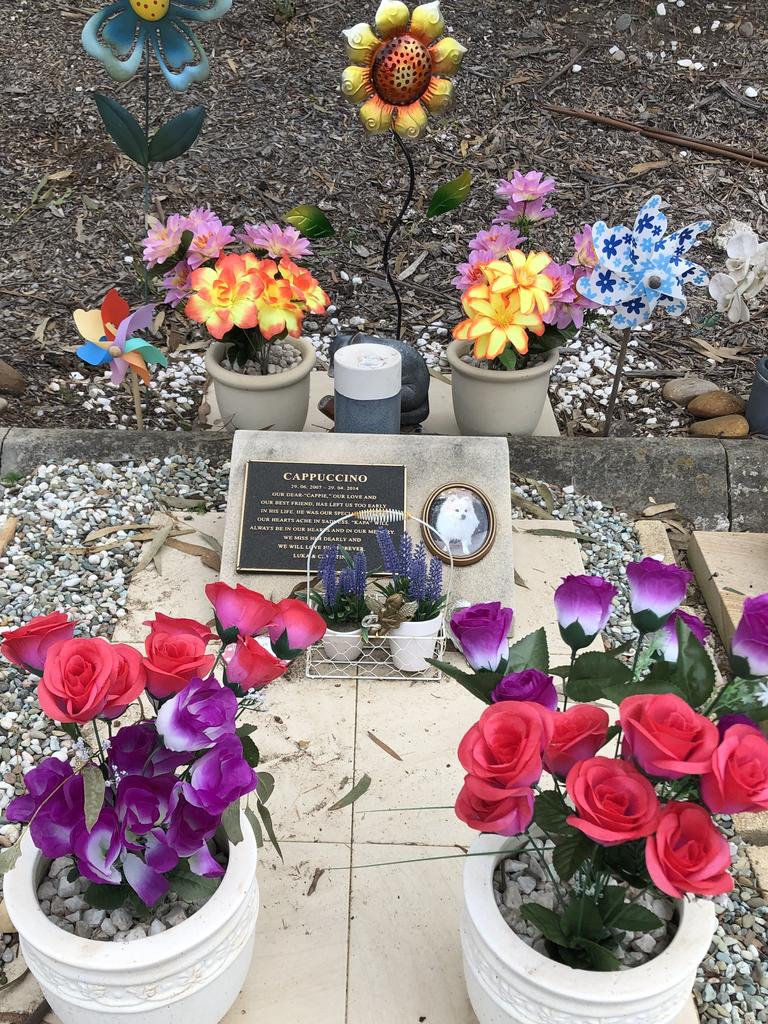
[388,613,444,635]
[464,832,716,997]
[447,339,560,382]
[4,814,257,972]
[205,338,316,391]
[324,623,363,635]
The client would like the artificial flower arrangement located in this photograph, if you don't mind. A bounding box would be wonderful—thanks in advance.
[0,583,326,913]
[452,170,600,369]
[141,209,330,373]
[371,528,446,630]
[430,561,768,972]
[708,229,768,324]
[312,546,370,631]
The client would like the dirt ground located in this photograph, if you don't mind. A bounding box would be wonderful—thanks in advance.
[0,0,766,434]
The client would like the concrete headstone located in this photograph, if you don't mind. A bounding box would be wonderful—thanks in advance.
[220,430,515,609]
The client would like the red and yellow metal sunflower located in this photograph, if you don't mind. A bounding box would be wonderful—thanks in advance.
[341,0,465,139]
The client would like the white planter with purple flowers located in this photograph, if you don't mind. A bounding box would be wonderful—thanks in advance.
[4,815,258,1024]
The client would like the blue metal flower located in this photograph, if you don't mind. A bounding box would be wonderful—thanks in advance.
[576,195,711,328]
[82,0,232,92]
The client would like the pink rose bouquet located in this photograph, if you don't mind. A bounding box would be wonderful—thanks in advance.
[431,558,768,972]
[0,583,325,909]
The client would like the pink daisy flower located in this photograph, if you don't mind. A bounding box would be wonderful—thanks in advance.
[543,262,598,331]
[496,170,556,204]
[180,207,235,269]
[468,224,526,259]
[569,223,599,269]
[160,260,193,308]
[452,251,492,292]
[142,214,186,268]
[237,222,313,260]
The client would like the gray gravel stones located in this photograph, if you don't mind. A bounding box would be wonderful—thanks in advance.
[221,341,303,376]
[36,857,217,943]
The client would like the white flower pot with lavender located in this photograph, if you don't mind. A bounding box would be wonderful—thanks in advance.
[432,560,768,1022]
[0,582,328,1024]
[373,529,446,673]
[309,546,370,664]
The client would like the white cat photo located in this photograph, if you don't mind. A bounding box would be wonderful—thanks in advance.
[434,489,481,555]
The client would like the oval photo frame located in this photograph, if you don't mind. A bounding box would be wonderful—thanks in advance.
[421,483,496,567]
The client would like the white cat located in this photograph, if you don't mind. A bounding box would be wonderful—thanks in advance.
[434,490,481,555]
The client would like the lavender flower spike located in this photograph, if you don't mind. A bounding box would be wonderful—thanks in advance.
[376,529,399,575]
[352,551,367,599]
[426,558,443,602]
[410,543,428,603]
[318,546,339,607]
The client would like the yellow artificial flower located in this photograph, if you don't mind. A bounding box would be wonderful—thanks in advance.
[341,0,466,139]
[486,249,554,316]
[453,279,545,361]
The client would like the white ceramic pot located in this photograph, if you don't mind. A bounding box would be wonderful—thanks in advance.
[387,614,442,672]
[205,338,315,431]
[461,833,716,1024]
[447,340,559,436]
[322,626,364,663]
[4,816,258,1024]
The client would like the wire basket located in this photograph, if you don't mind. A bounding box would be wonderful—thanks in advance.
[304,507,454,682]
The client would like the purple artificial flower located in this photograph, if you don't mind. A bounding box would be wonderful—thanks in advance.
[496,197,556,226]
[7,758,86,859]
[144,828,179,872]
[376,529,399,575]
[156,675,237,752]
[731,594,768,678]
[569,224,598,269]
[542,263,599,331]
[160,259,193,307]
[188,842,225,878]
[626,557,693,633]
[237,222,313,260]
[450,602,513,671]
[115,775,176,836]
[122,851,170,906]
[107,721,190,777]
[468,224,525,260]
[166,789,220,857]
[398,534,413,579]
[180,207,235,270]
[491,669,558,710]
[73,807,123,885]
[142,213,186,268]
[409,543,428,603]
[554,574,617,651]
[318,546,340,608]
[716,713,762,741]
[352,551,368,598]
[184,735,258,816]
[496,171,556,204]
[452,251,492,292]
[657,609,711,663]
[426,558,443,603]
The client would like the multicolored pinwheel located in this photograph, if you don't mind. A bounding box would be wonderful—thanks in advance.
[74,289,167,385]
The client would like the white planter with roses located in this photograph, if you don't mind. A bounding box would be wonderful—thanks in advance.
[0,583,328,1024]
[434,561,768,1024]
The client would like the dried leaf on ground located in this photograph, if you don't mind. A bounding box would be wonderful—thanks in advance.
[367,731,403,761]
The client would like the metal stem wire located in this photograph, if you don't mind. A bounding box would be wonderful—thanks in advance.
[382,132,416,340]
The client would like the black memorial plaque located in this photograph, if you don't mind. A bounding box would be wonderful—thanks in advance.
[237,461,406,573]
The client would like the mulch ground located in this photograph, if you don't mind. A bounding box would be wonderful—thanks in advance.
[1,0,766,434]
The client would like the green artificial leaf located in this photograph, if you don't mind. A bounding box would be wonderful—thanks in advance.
[60,723,79,740]
[221,800,244,844]
[257,800,283,861]
[329,773,371,811]
[84,882,131,910]
[631,659,688,702]
[94,93,149,167]
[256,772,275,804]
[0,840,22,876]
[597,885,626,926]
[605,724,621,744]
[671,619,716,708]
[240,735,260,769]
[148,105,205,163]
[533,790,572,835]
[569,937,621,972]
[67,866,80,883]
[237,723,258,737]
[608,902,664,932]
[532,326,566,353]
[519,903,569,945]
[214,616,239,646]
[505,627,549,673]
[82,763,105,832]
[426,169,471,218]
[603,840,651,889]
[566,651,633,704]
[562,895,604,942]
[425,660,501,703]
[245,804,263,847]
[284,204,334,239]
[497,346,517,371]
[552,831,597,883]
[167,863,220,902]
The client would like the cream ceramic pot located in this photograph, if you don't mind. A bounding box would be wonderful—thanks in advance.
[4,817,258,1024]
[461,833,716,1024]
[447,340,559,437]
[205,339,315,431]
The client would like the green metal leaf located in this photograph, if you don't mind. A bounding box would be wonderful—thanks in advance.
[221,800,244,844]
[94,93,149,167]
[148,106,205,163]
[283,204,334,239]
[329,773,371,811]
[426,170,471,219]
[83,763,105,832]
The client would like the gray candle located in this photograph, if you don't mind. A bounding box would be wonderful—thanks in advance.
[333,343,402,434]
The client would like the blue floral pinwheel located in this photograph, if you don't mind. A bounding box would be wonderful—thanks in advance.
[82,0,232,92]
[576,195,711,328]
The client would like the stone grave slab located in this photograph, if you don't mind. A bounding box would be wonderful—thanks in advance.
[221,431,516,610]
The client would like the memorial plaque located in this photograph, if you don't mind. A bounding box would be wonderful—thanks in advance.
[237,460,406,573]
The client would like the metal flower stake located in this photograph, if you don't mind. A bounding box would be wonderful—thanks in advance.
[82,0,233,296]
[577,195,711,435]
[341,0,467,338]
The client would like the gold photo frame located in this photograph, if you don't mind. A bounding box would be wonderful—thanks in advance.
[421,483,497,567]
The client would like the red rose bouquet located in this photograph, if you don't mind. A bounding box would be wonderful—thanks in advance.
[432,559,768,971]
